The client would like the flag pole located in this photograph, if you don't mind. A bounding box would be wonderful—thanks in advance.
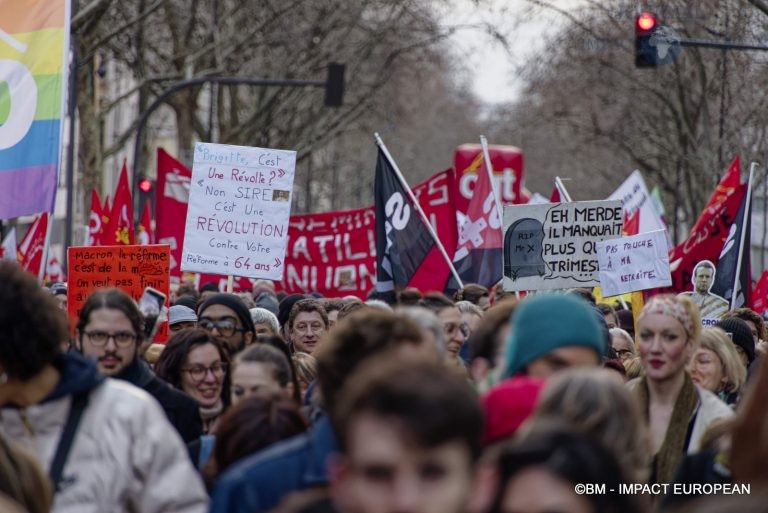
[374,133,464,289]
[39,213,53,283]
[555,176,573,202]
[480,135,503,221]
[731,162,756,309]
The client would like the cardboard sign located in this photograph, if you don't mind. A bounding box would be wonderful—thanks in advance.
[181,142,296,280]
[67,245,171,341]
[596,230,671,296]
[502,200,623,291]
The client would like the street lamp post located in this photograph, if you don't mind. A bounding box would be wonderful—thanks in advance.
[130,64,345,219]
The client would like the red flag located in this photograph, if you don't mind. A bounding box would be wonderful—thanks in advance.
[106,161,135,245]
[88,189,106,246]
[450,150,502,289]
[623,209,640,236]
[102,194,111,217]
[549,186,561,203]
[137,201,154,245]
[17,212,49,277]
[690,156,741,235]
[156,148,192,278]
[666,183,745,293]
[751,271,768,315]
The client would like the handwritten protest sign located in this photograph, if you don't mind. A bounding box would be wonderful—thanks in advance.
[181,142,296,280]
[596,230,671,296]
[502,200,623,291]
[67,245,171,341]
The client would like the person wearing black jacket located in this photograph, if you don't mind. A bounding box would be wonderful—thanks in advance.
[76,288,203,443]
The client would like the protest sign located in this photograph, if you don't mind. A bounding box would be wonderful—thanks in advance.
[181,142,296,280]
[67,245,171,341]
[502,200,623,291]
[596,230,671,296]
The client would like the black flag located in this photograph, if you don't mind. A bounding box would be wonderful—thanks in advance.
[712,180,752,309]
[374,148,436,295]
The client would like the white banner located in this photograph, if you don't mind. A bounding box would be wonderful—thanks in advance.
[181,142,296,280]
[502,200,623,291]
[597,230,671,296]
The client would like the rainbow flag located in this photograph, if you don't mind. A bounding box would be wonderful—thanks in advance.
[0,0,70,218]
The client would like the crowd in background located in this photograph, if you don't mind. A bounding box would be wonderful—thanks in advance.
[0,260,767,513]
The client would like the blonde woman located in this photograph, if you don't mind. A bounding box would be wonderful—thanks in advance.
[630,294,733,484]
[690,328,746,407]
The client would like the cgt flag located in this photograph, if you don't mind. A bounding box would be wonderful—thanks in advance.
[711,165,753,309]
[450,142,502,289]
[374,148,436,295]
[17,212,48,278]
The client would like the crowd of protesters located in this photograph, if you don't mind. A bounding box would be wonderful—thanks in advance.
[0,260,767,513]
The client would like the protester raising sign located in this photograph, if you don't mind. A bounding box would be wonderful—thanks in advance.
[596,230,671,297]
[67,245,171,341]
[502,200,623,291]
[181,142,296,281]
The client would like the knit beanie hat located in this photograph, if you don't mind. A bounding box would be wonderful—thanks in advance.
[278,294,305,328]
[198,293,256,335]
[482,375,545,445]
[716,317,755,364]
[504,294,603,377]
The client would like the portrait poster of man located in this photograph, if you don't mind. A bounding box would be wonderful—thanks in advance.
[681,260,729,321]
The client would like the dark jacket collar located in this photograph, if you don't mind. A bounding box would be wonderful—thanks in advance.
[43,352,105,403]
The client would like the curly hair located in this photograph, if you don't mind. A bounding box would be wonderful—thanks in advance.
[154,328,232,408]
[0,262,67,380]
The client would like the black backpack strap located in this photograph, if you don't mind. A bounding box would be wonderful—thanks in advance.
[49,391,89,492]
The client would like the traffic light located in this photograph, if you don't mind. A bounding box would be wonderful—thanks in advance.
[138,177,153,194]
[635,12,658,68]
[324,63,345,107]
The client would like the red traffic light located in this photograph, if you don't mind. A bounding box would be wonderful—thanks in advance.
[138,178,153,193]
[636,12,657,32]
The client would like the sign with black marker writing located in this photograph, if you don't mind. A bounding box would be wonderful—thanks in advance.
[502,200,623,291]
[181,142,296,279]
[596,230,671,296]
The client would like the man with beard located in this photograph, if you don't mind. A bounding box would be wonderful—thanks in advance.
[197,294,256,355]
[76,288,202,443]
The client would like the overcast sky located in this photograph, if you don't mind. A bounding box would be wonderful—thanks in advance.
[442,0,585,105]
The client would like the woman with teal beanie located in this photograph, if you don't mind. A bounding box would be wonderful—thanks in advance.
[503,294,605,378]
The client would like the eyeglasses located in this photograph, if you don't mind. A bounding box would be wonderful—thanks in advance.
[182,362,228,383]
[198,317,245,337]
[83,331,137,347]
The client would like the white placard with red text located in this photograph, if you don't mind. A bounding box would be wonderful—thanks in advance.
[181,142,296,279]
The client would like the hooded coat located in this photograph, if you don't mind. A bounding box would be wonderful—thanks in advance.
[0,352,208,513]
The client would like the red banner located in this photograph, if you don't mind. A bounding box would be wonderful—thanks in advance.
[156,148,192,278]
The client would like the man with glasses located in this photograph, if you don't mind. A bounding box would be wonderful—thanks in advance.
[286,299,329,354]
[419,293,470,377]
[197,294,256,355]
[76,289,203,443]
